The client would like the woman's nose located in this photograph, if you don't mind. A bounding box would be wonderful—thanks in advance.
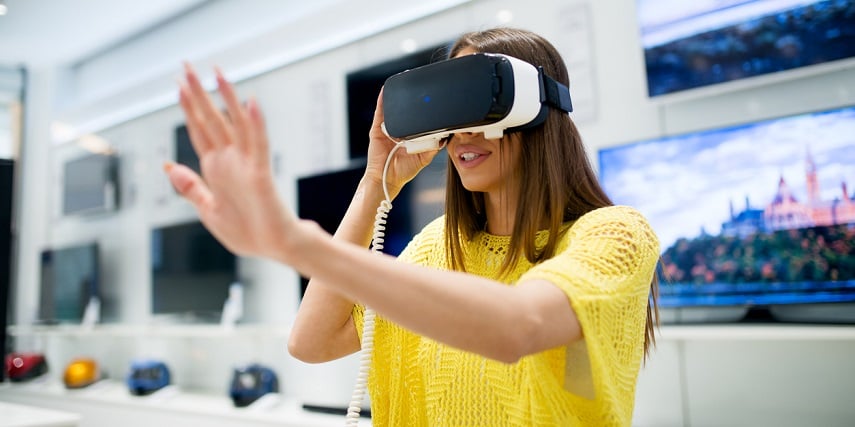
[453,131,477,141]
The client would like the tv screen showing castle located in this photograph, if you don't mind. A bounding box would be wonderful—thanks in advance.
[599,106,855,307]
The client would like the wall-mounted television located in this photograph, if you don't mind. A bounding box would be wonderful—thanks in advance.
[62,152,120,215]
[346,42,451,159]
[38,242,99,324]
[296,156,446,296]
[151,220,237,322]
[598,105,855,322]
[638,0,855,98]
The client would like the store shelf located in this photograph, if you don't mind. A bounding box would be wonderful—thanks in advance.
[0,379,370,427]
[0,401,80,427]
[12,322,855,341]
[657,323,855,341]
[7,323,291,339]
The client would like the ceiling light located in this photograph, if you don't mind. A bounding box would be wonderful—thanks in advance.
[400,38,418,54]
[496,10,513,23]
[0,4,7,16]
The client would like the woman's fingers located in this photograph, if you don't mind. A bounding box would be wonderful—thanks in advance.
[177,63,272,172]
[369,87,388,140]
[182,63,235,150]
[178,83,214,155]
[214,67,253,154]
[245,97,270,168]
[164,161,214,210]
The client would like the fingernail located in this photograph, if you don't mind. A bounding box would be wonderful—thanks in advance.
[163,161,175,172]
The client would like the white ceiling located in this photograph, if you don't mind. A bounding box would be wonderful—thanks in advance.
[0,0,210,66]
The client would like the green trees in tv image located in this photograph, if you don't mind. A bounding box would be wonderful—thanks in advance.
[660,223,855,285]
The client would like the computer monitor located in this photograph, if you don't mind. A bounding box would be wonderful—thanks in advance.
[151,220,237,322]
[38,242,99,324]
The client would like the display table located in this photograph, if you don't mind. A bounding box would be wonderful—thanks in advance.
[0,401,80,427]
[0,380,370,427]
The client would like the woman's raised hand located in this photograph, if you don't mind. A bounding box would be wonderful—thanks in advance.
[363,88,443,200]
[166,64,299,259]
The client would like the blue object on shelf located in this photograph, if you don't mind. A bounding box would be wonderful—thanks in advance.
[229,363,279,407]
[127,359,170,396]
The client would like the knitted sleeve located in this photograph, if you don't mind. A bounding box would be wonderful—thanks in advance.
[519,206,660,422]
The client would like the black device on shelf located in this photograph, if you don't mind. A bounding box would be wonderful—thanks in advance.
[151,220,237,322]
[598,104,855,323]
[62,151,120,216]
[38,242,100,324]
[346,42,450,159]
[638,0,855,98]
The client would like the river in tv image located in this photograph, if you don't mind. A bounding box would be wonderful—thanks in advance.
[598,106,855,307]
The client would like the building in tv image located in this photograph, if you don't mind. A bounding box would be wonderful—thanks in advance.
[638,0,855,97]
[598,106,855,312]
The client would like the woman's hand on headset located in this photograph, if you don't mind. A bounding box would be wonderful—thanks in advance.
[363,88,443,200]
[165,63,309,261]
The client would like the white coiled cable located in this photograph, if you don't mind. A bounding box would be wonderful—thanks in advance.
[345,142,404,425]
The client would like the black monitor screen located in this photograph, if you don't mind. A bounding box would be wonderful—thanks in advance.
[175,124,200,175]
[346,43,450,159]
[63,152,119,215]
[38,243,99,323]
[151,221,236,320]
[296,160,442,296]
[638,0,855,97]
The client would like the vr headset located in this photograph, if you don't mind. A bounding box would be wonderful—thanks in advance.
[382,52,573,153]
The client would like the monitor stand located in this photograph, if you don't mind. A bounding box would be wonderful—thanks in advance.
[770,303,855,324]
[659,306,749,324]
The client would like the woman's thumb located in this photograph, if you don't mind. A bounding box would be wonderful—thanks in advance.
[164,161,213,209]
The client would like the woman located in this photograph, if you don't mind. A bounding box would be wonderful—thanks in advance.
[168,27,660,426]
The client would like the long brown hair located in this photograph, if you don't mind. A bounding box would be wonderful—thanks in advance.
[443,28,660,358]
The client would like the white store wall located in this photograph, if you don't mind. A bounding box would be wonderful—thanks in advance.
[7,0,855,426]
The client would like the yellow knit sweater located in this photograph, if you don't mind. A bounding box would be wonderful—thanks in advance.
[353,205,660,426]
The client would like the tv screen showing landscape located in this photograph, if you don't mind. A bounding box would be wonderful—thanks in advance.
[598,105,855,309]
[638,0,855,97]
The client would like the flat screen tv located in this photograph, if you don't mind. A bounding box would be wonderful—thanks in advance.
[346,42,451,159]
[38,242,99,324]
[151,220,237,322]
[638,0,855,98]
[62,152,120,215]
[296,156,446,296]
[598,105,855,323]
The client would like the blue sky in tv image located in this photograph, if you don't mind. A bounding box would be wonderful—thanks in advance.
[599,106,855,252]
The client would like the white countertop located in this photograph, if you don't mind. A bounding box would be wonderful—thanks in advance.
[0,401,80,427]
